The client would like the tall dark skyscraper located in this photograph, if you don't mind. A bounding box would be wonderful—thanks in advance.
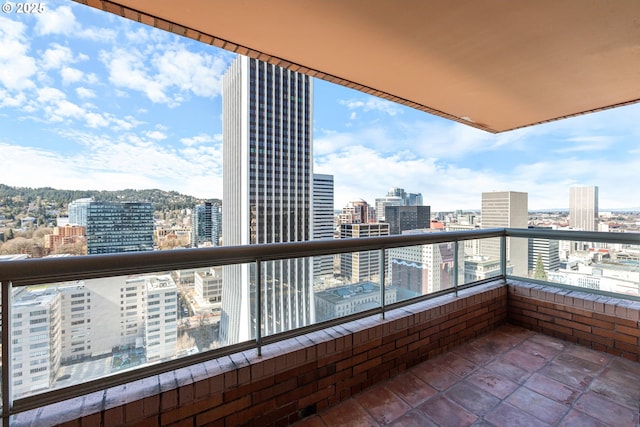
[313,173,335,281]
[385,205,431,235]
[220,57,314,344]
[85,202,154,255]
[191,201,221,247]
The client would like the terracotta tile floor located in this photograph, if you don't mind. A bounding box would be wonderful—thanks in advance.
[294,324,640,427]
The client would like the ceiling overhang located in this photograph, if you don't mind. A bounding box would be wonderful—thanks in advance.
[77,0,640,133]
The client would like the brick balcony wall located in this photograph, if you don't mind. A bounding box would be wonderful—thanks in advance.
[13,281,506,427]
[507,280,640,362]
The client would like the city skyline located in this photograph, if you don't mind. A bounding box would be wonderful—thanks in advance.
[2,2,640,212]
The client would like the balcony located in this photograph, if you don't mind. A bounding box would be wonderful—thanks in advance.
[0,228,638,426]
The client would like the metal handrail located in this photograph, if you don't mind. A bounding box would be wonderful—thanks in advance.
[0,228,505,287]
[0,227,638,419]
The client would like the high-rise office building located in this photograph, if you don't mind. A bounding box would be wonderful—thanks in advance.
[528,226,560,278]
[375,187,423,222]
[313,174,335,281]
[68,198,93,226]
[385,205,431,235]
[481,191,528,276]
[191,201,222,247]
[86,202,154,255]
[569,186,598,231]
[11,287,61,398]
[220,57,314,344]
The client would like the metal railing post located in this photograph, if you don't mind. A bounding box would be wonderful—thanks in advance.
[500,233,507,282]
[2,280,11,424]
[453,240,459,297]
[379,248,386,319]
[255,258,262,357]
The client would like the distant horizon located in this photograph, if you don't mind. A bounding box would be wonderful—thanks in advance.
[4,183,640,215]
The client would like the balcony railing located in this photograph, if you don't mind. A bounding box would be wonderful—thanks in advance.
[0,228,638,421]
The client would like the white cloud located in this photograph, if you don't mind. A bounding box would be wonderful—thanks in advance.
[84,112,109,128]
[0,89,26,108]
[153,46,227,98]
[35,5,76,36]
[180,134,217,146]
[37,87,66,103]
[35,5,115,41]
[553,136,613,153]
[100,44,230,106]
[40,44,74,70]
[145,130,167,141]
[340,96,402,116]
[61,67,83,84]
[0,17,36,91]
[0,129,224,198]
[76,87,96,99]
[100,48,171,104]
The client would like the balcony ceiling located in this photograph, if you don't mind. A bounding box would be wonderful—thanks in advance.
[82,0,640,133]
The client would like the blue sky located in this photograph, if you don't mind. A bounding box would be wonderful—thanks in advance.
[1,1,639,211]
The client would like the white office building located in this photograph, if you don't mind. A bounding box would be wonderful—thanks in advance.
[481,191,529,276]
[569,186,598,231]
[11,287,61,398]
[144,275,178,361]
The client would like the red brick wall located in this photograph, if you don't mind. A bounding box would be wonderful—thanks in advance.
[508,281,640,362]
[24,282,506,427]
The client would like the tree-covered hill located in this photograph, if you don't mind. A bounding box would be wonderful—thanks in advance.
[0,184,220,225]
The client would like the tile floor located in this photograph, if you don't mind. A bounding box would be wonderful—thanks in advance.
[294,324,640,427]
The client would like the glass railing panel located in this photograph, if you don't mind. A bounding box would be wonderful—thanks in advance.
[259,252,387,333]
[388,243,459,302]
[512,237,640,298]
[8,264,253,401]
[217,262,254,346]
[461,238,505,284]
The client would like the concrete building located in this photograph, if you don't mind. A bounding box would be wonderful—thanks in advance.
[44,225,86,253]
[220,57,314,344]
[195,267,223,304]
[313,174,335,282]
[481,191,528,276]
[463,255,512,282]
[388,229,464,296]
[58,283,93,363]
[446,223,482,257]
[339,223,389,283]
[144,275,178,361]
[315,282,397,322]
[339,200,376,225]
[11,287,61,399]
[569,186,599,231]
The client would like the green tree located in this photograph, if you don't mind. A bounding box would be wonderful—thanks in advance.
[6,228,14,240]
[533,254,547,281]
